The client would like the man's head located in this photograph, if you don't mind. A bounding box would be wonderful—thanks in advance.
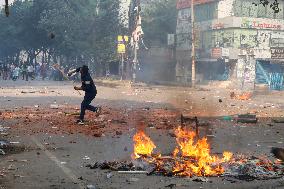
[80,65,89,75]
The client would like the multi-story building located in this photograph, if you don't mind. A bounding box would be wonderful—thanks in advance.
[176,0,284,90]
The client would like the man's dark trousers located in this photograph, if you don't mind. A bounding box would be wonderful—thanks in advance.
[80,93,97,120]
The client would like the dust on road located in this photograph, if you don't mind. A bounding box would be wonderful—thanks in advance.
[1,80,284,189]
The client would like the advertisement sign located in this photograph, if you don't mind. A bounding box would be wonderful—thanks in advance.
[117,35,129,54]
[176,0,216,9]
[211,48,222,58]
[271,48,284,59]
[221,48,229,57]
[241,18,281,30]
[117,44,126,54]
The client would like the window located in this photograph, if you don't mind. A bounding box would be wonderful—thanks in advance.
[195,2,217,22]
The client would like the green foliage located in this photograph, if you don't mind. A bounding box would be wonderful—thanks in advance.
[0,0,122,67]
[142,0,177,46]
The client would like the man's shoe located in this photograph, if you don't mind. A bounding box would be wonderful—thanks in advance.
[76,119,84,125]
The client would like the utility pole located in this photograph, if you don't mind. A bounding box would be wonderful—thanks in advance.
[191,0,196,88]
[5,0,9,17]
[121,53,124,80]
[133,41,137,82]
[131,0,140,83]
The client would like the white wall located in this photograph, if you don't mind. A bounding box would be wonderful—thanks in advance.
[217,0,234,18]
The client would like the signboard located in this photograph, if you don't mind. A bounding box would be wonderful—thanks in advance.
[254,49,271,59]
[176,16,284,33]
[176,0,215,9]
[239,17,284,30]
[271,48,284,59]
[117,35,129,54]
[211,48,222,58]
[117,44,126,54]
[221,48,229,57]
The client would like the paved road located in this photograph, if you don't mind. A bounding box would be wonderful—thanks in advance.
[1,80,284,189]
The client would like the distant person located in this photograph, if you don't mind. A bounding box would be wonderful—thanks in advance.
[9,64,15,80]
[27,64,35,81]
[2,64,8,80]
[37,63,41,76]
[12,65,20,81]
[0,63,3,78]
[40,63,47,80]
[21,62,28,81]
[68,65,101,125]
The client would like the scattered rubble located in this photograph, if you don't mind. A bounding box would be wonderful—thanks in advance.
[271,148,284,161]
[272,118,284,123]
[0,149,5,155]
[88,129,284,182]
[237,114,258,124]
[89,155,284,181]
[86,184,96,189]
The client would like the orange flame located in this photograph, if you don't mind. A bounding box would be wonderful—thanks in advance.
[231,92,252,100]
[173,127,233,176]
[132,127,233,177]
[133,130,156,158]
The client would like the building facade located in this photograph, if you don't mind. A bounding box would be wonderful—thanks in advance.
[176,0,284,90]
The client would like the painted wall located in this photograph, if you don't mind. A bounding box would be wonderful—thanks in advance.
[176,0,284,63]
[233,0,284,19]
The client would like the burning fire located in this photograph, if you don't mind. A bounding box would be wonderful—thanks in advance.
[133,130,156,159]
[230,92,252,101]
[173,127,232,176]
[133,127,233,177]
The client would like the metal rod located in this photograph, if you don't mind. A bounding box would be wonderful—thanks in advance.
[121,54,124,80]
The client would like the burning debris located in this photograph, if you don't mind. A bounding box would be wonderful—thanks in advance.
[133,130,156,159]
[89,128,284,181]
[230,92,252,101]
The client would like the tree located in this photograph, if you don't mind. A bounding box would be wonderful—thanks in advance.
[142,0,177,47]
[91,0,121,75]
[0,0,123,75]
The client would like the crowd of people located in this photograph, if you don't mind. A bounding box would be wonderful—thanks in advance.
[0,62,79,81]
[0,62,45,81]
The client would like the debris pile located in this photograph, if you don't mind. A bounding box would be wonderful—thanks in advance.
[223,156,284,181]
[88,129,284,181]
